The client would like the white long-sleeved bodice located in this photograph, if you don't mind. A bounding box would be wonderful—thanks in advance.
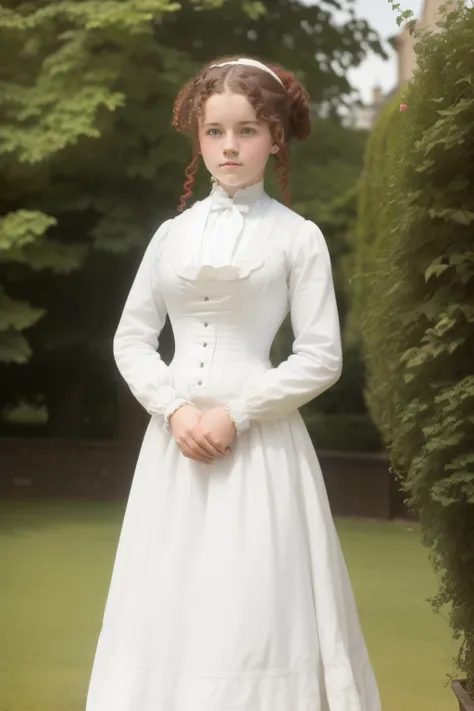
[198,180,263,266]
[88,180,382,711]
[113,179,343,433]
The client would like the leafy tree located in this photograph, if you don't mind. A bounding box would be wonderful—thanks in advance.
[0,0,383,433]
[156,0,383,109]
[0,0,240,366]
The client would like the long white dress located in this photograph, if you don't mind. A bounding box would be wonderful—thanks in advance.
[85,180,382,711]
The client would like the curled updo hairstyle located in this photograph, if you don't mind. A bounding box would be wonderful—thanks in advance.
[171,55,312,212]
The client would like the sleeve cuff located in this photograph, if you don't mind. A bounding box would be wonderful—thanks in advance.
[224,401,250,436]
[163,398,191,430]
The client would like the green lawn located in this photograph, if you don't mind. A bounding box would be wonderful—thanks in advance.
[0,501,460,711]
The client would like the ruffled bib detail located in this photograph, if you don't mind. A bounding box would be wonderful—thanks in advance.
[167,258,267,282]
[162,183,277,283]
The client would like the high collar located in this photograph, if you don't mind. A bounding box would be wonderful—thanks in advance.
[210,179,266,206]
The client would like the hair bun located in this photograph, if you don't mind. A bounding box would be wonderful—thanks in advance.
[271,68,311,142]
[286,78,312,141]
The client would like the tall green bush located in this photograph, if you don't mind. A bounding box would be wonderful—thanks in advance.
[356,2,474,693]
[347,95,400,350]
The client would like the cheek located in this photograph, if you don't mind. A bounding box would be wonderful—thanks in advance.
[248,137,273,163]
[198,134,211,154]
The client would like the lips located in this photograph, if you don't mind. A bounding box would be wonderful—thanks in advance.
[221,162,241,167]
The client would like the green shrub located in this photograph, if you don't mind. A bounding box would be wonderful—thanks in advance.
[302,411,382,453]
[346,94,400,349]
[356,2,474,693]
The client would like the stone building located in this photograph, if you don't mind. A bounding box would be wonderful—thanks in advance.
[347,0,452,130]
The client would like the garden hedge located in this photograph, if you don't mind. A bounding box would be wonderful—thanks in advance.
[355,1,474,694]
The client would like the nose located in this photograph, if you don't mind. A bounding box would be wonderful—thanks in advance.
[223,132,239,156]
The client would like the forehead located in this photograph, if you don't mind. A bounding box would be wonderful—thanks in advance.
[202,91,257,124]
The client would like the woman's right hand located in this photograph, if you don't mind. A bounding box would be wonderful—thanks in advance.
[169,404,230,464]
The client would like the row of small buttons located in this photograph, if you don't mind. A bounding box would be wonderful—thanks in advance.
[198,296,210,385]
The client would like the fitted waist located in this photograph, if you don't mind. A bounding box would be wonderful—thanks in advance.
[170,354,272,377]
[168,352,273,407]
[171,347,271,371]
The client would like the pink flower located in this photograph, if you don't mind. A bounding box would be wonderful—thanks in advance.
[400,103,408,112]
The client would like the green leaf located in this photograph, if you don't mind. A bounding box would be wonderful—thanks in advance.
[0,330,32,364]
[0,288,45,332]
[0,210,57,252]
[425,263,450,281]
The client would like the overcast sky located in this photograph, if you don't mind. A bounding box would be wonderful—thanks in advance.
[304,0,424,103]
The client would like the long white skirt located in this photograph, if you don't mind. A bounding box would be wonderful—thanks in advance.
[85,410,381,711]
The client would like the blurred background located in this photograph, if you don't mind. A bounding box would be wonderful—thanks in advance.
[0,0,452,510]
[2,1,471,709]
[0,0,426,451]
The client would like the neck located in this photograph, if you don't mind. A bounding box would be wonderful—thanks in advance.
[214,177,264,198]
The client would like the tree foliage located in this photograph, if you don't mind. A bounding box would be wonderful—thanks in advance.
[0,0,383,437]
[0,0,383,365]
[0,0,244,364]
[156,0,383,109]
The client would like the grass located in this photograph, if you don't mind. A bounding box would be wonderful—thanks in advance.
[336,517,460,711]
[0,500,460,711]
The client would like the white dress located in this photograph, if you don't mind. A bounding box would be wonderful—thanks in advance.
[85,180,382,711]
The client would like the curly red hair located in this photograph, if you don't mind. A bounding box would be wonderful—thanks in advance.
[171,56,311,211]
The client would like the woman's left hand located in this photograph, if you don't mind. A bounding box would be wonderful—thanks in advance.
[198,406,236,454]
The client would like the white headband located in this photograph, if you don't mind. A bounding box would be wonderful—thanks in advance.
[209,58,285,89]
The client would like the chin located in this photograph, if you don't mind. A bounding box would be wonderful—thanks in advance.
[216,175,258,189]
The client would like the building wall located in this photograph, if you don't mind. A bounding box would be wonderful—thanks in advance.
[396,0,454,86]
[348,0,453,130]
[395,26,417,85]
[420,0,455,29]
[0,437,413,520]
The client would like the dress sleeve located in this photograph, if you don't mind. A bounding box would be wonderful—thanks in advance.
[224,219,343,434]
[113,219,191,428]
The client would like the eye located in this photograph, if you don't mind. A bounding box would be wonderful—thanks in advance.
[241,126,257,135]
[206,128,221,136]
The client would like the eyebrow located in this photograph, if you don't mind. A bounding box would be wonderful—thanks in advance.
[203,120,260,126]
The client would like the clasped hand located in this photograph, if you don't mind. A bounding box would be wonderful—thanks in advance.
[169,404,236,464]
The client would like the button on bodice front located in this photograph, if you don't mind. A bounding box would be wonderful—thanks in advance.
[156,181,291,406]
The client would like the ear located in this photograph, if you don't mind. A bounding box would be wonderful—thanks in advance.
[270,144,279,155]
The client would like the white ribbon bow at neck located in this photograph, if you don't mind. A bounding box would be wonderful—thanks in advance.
[209,191,251,215]
[209,192,251,247]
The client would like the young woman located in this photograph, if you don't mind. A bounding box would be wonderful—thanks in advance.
[86,56,382,711]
